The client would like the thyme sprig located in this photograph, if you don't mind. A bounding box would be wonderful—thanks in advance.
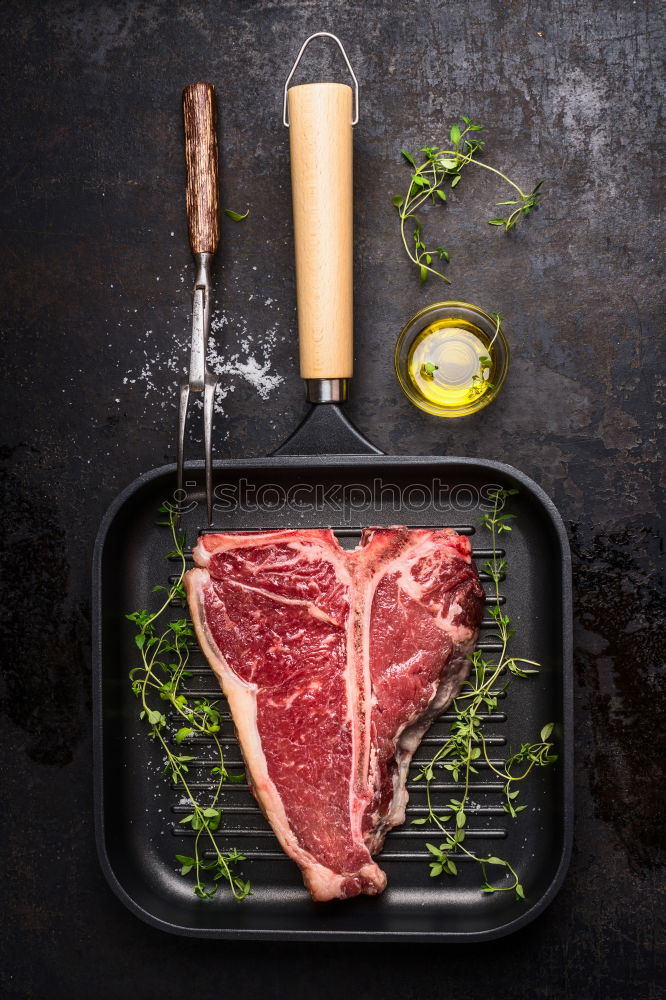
[127,506,251,902]
[470,310,504,396]
[393,118,543,283]
[412,488,557,899]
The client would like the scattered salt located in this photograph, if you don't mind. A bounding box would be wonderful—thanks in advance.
[115,306,283,417]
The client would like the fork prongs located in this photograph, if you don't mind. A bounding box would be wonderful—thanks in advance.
[176,374,217,529]
[176,381,190,508]
[203,372,217,526]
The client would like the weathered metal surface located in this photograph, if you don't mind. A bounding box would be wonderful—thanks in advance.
[0,0,662,996]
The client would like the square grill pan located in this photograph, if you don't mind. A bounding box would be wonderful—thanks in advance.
[92,455,572,941]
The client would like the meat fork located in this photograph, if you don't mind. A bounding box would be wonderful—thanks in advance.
[178,82,220,526]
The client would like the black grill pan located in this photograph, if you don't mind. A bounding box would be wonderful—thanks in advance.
[92,450,572,941]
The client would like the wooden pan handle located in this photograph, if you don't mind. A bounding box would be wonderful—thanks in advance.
[182,82,220,256]
[288,82,354,380]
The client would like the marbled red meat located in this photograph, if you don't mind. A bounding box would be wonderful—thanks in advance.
[185,527,483,901]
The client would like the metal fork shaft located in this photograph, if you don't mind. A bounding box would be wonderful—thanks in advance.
[203,374,216,526]
[177,383,190,500]
[177,252,218,526]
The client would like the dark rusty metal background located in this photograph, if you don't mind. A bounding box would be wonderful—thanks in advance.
[0,0,663,997]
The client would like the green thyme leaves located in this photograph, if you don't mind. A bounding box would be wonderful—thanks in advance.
[489,180,543,230]
[127,505,251,902]
[412,488,557,901]
[224,208,249,222]
[421,362,439,379]
[393,119,543,282]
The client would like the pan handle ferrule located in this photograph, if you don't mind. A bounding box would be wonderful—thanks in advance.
[305,378,348,404]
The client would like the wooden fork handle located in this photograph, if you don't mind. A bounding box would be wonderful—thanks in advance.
[183,82,220,256]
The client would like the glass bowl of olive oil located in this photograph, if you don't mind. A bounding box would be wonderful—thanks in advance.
[394,301,510,418]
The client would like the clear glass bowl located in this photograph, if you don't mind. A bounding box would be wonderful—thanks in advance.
[394,301,510,418]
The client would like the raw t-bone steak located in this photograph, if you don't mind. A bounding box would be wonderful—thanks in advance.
[185,527,484,902]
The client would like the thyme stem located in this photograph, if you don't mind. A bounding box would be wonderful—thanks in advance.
[412,488,557,900]
[394,117,543,282]
[127,506,251,902]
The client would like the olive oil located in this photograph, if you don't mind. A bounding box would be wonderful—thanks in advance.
[407,318,495,410]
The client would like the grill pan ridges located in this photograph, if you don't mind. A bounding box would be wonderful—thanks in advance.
[93,455,573,940]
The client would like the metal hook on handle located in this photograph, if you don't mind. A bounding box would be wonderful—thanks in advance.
[283,32,359,127]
